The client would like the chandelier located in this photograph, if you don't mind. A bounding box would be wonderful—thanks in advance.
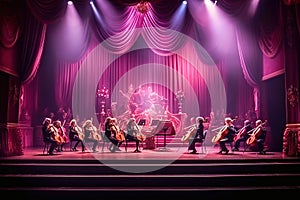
[136,1,150,14]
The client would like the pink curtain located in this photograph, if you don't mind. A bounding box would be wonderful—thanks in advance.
[18,0,267,126]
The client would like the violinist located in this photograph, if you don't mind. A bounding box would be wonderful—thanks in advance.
[126,118,142,153]
[232,120,252,151]
[42,118,58,155]
[53,120,69,152]
[82,120,99,153]
[69,119,85,152]
[218,117,237,154]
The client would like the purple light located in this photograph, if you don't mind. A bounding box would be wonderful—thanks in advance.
[67,1,73,6]
[183,1,187,5]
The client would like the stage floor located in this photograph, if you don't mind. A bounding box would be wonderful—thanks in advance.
[3,145,298,161]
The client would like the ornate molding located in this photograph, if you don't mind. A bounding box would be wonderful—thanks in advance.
[287,85,299,107]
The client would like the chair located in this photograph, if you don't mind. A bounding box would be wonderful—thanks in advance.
[195,130,207,154]
[125,134,144,152]
[100,131,111,152]
[43,141,50,154]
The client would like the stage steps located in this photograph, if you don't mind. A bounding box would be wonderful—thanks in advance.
[0,158,300,199]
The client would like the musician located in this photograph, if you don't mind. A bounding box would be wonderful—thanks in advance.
[188,116,205,154]
[252,119,267,155]
[232,120,252,151]
[104,117,120,153]
[126,118,142,153]
[218,117,237,154]
[53,120,68,152]
[69,119,85,152]
[110,118,124,151]
[42,118,58,155]
[82,120,99,153]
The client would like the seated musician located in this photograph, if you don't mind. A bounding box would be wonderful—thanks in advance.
[69,119,85,152]
[42,118,58,155]
[250,119,267,155]
[111,118,125,151]
[104,117,120,153]
[82,120,99,153]
[126,118,141,153]
[232,120,252,151]
[218,117,237,154]
[53,120,68,152]
[188,116,205,154]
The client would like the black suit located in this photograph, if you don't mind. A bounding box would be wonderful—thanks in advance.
[188,123,204,153]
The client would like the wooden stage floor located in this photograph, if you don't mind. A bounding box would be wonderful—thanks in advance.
[3,145,298,162]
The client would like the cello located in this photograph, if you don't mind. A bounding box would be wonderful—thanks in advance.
[233,123,251,142]
[75,126,85,141]
[133,121,146,142]
[57,125,69,143]
[211,125,229,143]
[110,123,125,142]
[211,117,237,143]
[181,125,197,143]
[48,124,64,145]
[246,120,267,146]
[90,125,102,141]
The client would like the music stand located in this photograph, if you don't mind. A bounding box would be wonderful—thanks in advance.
[154,120,175,151]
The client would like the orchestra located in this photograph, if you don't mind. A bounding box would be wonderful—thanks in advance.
[40,86,268,156]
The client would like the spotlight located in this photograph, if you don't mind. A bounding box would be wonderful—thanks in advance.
[183,0,187,4]
[67,1,73,6]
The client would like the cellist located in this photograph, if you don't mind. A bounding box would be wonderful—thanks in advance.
[82,120,99,153]
[104,117,120,153]
[42,118,59,155]
[53,120,69,152]
[247,119,267,155]
[217,117,237,154]
[126,118,142,153]
[109,118,124,152]
[187,116,205,154]
[232,120,253,151]
[69,119,85,152]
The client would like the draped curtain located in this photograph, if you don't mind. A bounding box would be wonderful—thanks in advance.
[14,0,279,125]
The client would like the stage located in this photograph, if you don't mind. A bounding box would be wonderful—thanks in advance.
[1,145,300,200]
[2,145,298,162]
